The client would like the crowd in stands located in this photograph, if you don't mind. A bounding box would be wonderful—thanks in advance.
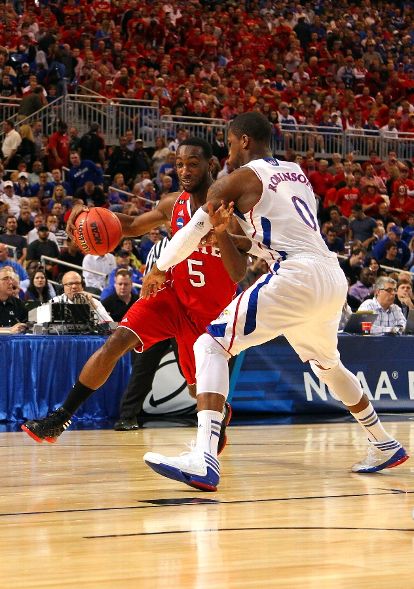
[0,1,414,133]
[1,0,414,333]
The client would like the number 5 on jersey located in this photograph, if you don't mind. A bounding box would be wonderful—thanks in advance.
[187,259,206,287]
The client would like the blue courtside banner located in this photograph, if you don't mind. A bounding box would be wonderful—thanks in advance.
[2,334,414,422]
[230,335,414,414]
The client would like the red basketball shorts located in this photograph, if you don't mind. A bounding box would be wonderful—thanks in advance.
[118,286,210,385]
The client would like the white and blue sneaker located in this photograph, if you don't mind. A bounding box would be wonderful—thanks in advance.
[352,442,409,473]
[144,448,220,492]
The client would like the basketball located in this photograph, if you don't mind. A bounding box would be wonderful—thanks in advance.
[74,208,122,255]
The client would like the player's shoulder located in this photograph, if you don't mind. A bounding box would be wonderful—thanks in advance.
[246,157,302,172]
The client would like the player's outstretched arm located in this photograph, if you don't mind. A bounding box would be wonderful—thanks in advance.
[115,193,177,237]
[66,193,178,240]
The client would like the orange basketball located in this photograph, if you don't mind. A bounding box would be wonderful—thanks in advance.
[74,208,122,255]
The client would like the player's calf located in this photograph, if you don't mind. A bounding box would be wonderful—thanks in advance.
[217,401,232,455]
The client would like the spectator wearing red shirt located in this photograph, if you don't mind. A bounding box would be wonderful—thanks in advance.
[101,79,119,100]
[360,184,386,218]
[323,186,339,210]
[400,112,414,133]
[221,96,238,121]
[47,121,69,171]
[390,185,414,224]
[336,175,360,218]
[392,166,414,196]
[355,86,375,110]
[308,159,334,204]
[372,93,389,128]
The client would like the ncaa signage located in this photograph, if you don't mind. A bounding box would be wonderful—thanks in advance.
[230,336,414,414]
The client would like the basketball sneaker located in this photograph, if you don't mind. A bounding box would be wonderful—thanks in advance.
[21,407,72,443]
[217,401,232,456]
[144,448,220,492]
[352,442,409,473]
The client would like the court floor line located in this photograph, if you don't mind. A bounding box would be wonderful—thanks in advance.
[85,525,414,539]
[0,489,412,518]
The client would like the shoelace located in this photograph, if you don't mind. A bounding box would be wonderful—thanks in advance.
[366,444,378,459]
[180,440,197,456]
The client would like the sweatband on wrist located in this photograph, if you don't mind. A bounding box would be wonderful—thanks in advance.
[157,207,213,271]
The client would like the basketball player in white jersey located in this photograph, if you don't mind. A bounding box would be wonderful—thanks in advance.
[142,112,408,491]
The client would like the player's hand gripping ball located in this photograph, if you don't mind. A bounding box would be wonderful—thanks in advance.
[74,207,122,255]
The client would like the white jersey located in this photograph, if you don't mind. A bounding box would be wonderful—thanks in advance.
[235,158,336,266]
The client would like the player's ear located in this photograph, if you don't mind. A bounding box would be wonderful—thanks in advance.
[240,133,251,150]
[81,277,86,289]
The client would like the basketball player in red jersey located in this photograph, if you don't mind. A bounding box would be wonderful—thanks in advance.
[21,138,250,450]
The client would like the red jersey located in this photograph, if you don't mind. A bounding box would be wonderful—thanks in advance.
[169,191,237,324]
[336,187,360,217]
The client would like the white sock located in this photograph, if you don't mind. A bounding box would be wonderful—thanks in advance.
[351,402,400,449]
[196,410,222,457]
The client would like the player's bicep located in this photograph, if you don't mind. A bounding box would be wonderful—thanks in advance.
[128,208,167,236]
[206,168,262,213]
[128,195,175,236]
[205,176,237,210]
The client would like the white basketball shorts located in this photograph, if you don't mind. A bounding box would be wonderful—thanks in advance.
[207,255,348,369]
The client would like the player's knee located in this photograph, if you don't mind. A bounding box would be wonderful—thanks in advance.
[101,328,139,360]
[194,333,228,362]
[310,359,339,379]
[194,333,230,397]
[194,333,229,378]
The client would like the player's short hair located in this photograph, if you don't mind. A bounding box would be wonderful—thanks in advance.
[229,112,272,144]
[177,137,213,160]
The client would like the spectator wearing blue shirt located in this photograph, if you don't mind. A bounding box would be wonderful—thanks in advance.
[14,172,32,197]
[358,276,406,335]
[138,227,163,264]
[323,228,344,253]
[0,243,28,281]
[402,213,414,244]
[372,224,410,268]
[50,168,72,196]
[101,250,142,300]
[349,204,377,248]
[67,151,103,195]
[363,115,380,136]
[30,171,55,201]
[157,152,179,192]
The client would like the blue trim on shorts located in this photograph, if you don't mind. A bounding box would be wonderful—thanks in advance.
[207,323,227,338]
[244,274,272,336]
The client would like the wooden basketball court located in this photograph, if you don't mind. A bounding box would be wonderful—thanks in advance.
[1,420,413,588]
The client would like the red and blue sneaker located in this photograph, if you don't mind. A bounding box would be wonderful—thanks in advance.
[144,448,220,492]
[352,442,409,473]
